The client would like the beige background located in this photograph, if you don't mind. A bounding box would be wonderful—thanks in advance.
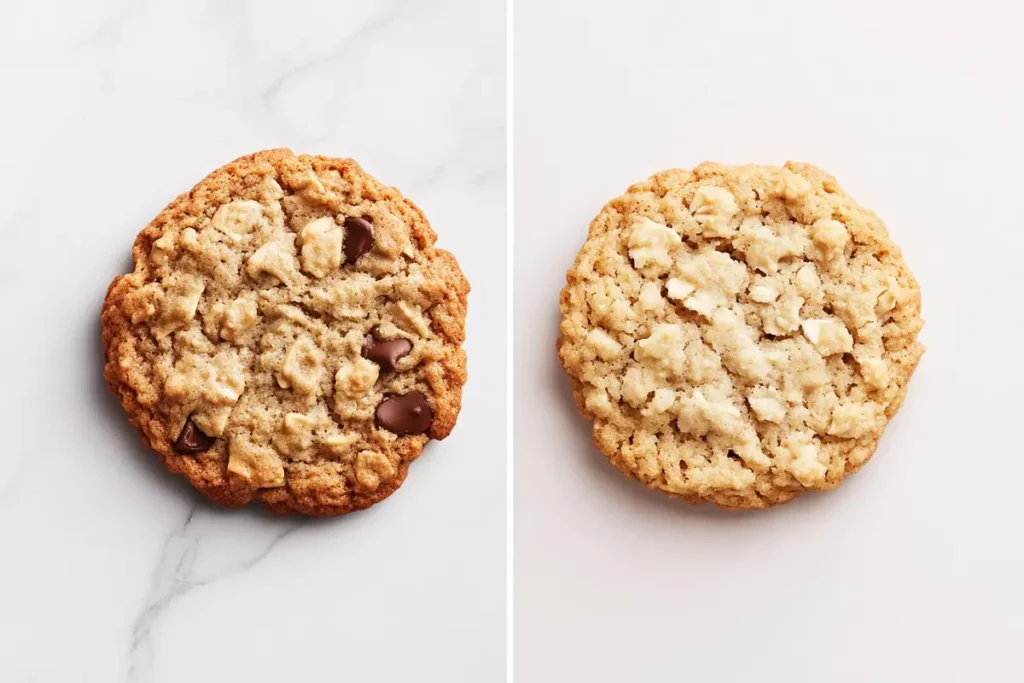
[514,0,1024,680]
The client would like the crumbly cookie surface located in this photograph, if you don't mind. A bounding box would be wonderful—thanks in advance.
[558,162,923,509]
[103,149,468,516]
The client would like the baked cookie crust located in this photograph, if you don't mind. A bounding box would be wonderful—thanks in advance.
[558,162,923,509]
[103,149,469,516]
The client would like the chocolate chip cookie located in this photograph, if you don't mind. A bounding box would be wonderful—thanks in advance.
[103,149,469,516]
[558,162,923,509]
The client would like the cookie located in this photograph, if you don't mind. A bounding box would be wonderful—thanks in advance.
[102,149,469,516]
[558,162,923,509]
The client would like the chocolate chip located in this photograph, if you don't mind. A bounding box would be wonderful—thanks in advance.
[375,391,433,435]
[174,417,215,454]
[362,333,413,372]
[343,216,374,264]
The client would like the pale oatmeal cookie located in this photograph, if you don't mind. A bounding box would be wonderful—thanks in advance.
[103,149,469,516]
[558,162,923,509]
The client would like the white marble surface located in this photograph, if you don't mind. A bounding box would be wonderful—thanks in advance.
[0,1,506,681]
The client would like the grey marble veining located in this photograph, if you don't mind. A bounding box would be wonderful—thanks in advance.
[0,1,507,681]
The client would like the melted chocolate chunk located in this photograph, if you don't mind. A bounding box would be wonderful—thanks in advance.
[174,417,215,454]
[343,216,374,264]
[375,392,433,435]
[362,333,413,372]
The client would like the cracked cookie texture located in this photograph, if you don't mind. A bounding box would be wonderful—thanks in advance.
[103,149,468,516]
[558,162,923,509]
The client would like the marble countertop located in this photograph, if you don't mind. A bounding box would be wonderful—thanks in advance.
[0,1,506,681]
